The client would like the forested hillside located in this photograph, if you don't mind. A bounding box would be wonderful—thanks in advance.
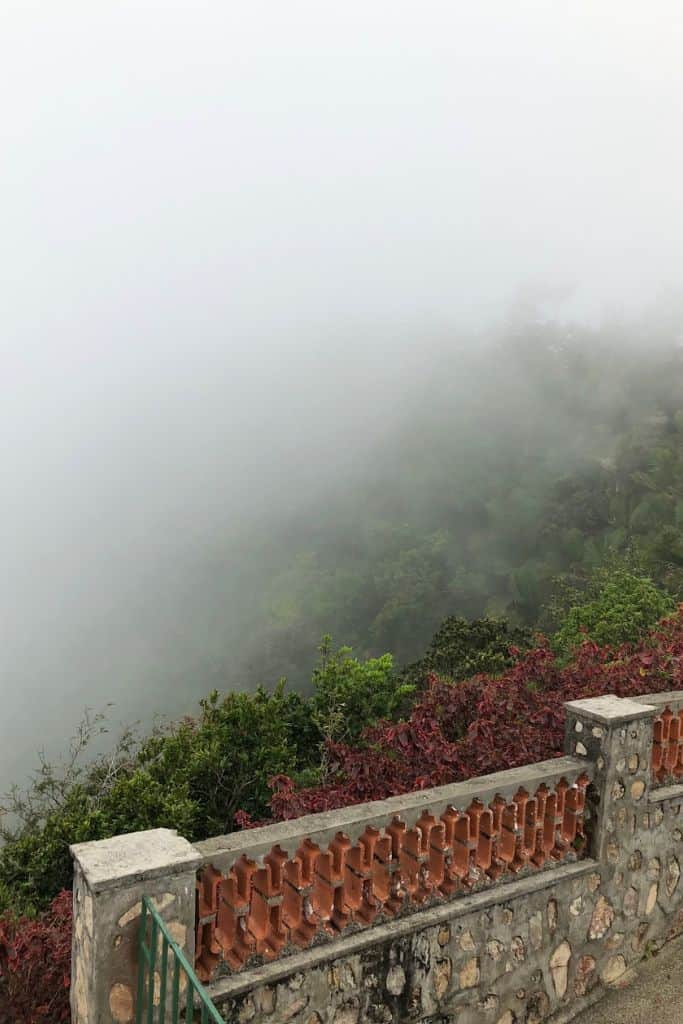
[224,313,683,687]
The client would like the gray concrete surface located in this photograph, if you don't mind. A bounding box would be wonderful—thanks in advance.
[575,932,683,1024]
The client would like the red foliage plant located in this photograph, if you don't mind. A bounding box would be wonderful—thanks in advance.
[269,607,683,820]
[0,890,72,1024]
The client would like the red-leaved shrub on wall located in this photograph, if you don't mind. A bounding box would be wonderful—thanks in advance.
[0,890,72,1023]
[269,608,683,819]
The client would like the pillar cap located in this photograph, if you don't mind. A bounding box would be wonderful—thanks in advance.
[70,828,202,893]
[564,694,657,726]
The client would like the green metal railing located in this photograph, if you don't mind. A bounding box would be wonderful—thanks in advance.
[136,896,223,1024]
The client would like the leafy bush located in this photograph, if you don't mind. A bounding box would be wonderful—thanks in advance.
[400,616,533,687]
[0,890,72,1023]
[552,566,674,658]
[309,635,412,745]
[0,687,310,918]
[0,640,408,918]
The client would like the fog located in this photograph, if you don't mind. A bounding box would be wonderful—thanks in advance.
[2,1,683,784]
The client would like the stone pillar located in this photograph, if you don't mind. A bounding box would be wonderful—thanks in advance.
[564,695,657,867]
[564,695,661,983]
[70,828,201,1024]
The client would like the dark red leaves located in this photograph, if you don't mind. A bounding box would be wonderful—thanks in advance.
[0,891,72,1023]
[269,607,683,821]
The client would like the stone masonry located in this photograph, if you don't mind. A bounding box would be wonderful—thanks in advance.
[70,692,683,1023]
[70,829,201,1023]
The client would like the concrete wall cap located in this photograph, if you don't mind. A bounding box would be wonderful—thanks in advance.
[197,755,591,865]
[564,694,657,725]
[70,828,202,893]
[633,690,683,709]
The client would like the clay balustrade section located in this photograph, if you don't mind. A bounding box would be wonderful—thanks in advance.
[193,756,591,981]
[635,691,683,786]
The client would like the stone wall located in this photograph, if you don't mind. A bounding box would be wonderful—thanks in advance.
[69,692,683,1024]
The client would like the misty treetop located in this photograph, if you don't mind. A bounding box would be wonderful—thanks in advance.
[225,319,683,687]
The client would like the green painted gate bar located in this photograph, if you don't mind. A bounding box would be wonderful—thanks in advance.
[136,896,223,1023]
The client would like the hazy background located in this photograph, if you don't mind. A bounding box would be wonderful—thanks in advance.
[2,1,683,784]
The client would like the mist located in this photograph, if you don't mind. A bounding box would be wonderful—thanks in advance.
[2,1,683,784]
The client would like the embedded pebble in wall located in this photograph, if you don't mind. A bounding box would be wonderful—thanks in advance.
[569,896,583,916]
[624,887,640,917]
[588,895,615,939]
[386,965,406,997]
[628,850,643,871]
[549,941,571,998]
[602,955,627,985]
[459,959,480,989]
[486,939,504,962]
[647,858,661,880]
[631,780,646,801]
[510,937,526,962]
[433,958,452,999]
[666,857,681,897]
[109,983,134,1023]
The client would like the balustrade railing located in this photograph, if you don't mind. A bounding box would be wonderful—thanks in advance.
[194,757,591,981]
[636,692,683,786]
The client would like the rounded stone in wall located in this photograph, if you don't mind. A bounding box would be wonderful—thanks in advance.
[433,957,452,999]
[386,964,406,996]
[549,941,571,999]
[459,958,480,989]
[589,892,614,937]
[631,780,646,801]
[666,856,681,897]
[109,982,134,1023]
[602,955,627,985]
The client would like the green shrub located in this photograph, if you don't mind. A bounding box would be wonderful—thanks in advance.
[0,685,311,916]
[552,566,674,658]
[0,639,413,917]
[309,636,413,744]
[401,616,533,687]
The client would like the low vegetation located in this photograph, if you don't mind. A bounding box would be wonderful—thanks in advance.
[0,565,680,1021]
